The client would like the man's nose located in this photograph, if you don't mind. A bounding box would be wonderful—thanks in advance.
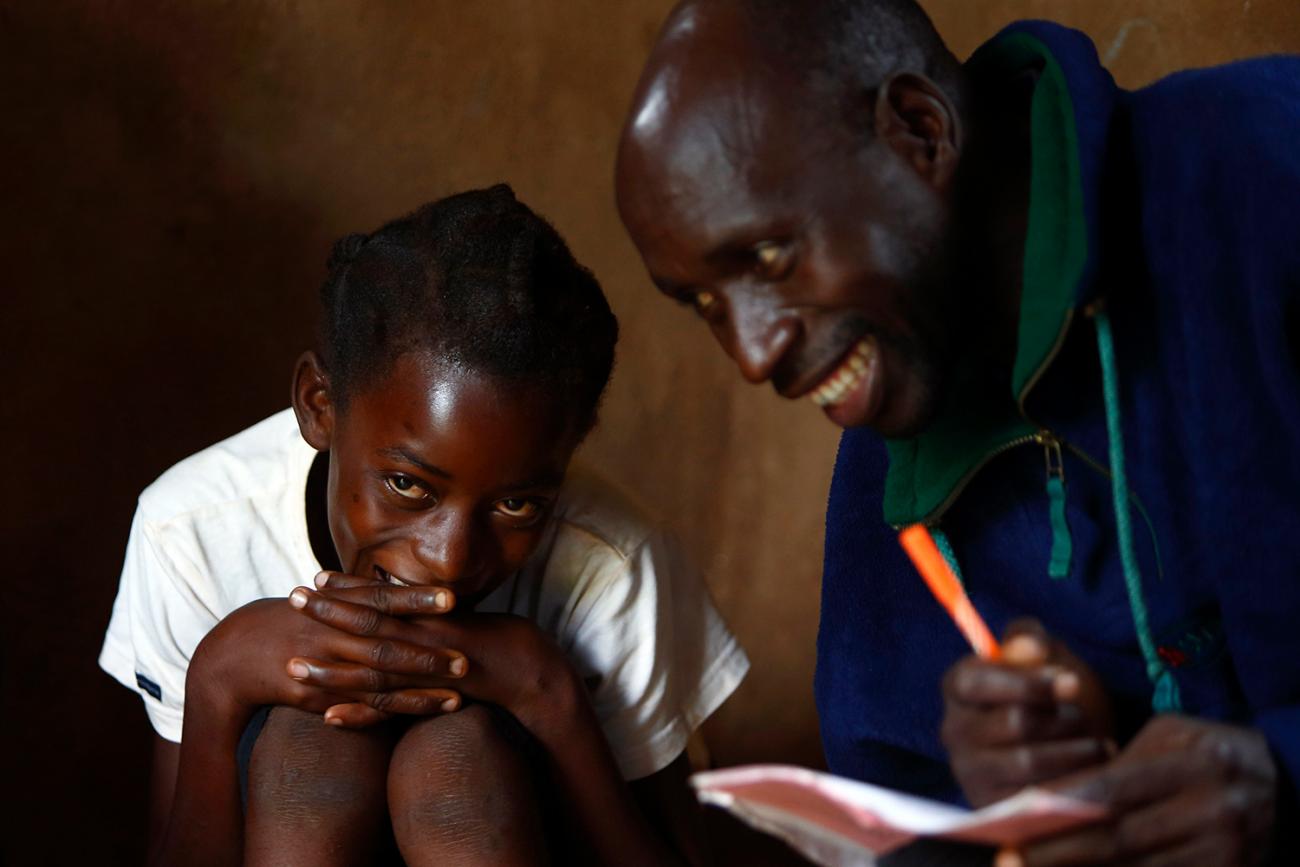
[724,290,800,385]
[411,510,479,586]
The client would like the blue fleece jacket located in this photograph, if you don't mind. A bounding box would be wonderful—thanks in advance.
[817,19,1300,834]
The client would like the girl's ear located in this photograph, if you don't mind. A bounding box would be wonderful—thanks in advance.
[291,351,335,451]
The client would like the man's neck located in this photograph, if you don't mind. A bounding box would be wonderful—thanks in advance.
[952,65,1038,385]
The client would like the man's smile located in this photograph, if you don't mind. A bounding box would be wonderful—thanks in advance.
[787,334,887,428]
[808,337,875,408]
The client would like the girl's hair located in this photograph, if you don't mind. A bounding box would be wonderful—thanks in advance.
[319,184,619,437]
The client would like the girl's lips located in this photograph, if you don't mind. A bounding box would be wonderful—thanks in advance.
[375,565,410,586]
[809,335,886,428]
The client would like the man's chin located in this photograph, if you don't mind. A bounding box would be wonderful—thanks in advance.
[830,381,938,439]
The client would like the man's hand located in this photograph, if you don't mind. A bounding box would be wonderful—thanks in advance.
[941,619,1114,807]
[292,572,580,733]
[1002,715,1278,866]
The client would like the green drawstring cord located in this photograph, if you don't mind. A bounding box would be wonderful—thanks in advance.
[1046,474,1073,579]
[931,528,965,588]
[931,309,1178,714]
[1092,307,1182,714]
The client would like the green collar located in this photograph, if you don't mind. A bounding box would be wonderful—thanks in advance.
[881,32,1088,526]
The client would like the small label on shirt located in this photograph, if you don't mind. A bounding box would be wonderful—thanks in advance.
[135,672,163,701]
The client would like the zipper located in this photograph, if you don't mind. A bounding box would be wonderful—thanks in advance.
[1018,308,1077,412]
[896,431,1041,529]
[901,307,1081,529]
[1039,430,1073,579]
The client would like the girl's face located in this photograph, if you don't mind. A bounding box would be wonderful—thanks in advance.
[304,351,580,609]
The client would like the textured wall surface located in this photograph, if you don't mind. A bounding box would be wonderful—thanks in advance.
[3,1,1295,863]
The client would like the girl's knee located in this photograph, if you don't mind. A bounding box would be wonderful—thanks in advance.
[388,705,548,865]
[248,706,394,818]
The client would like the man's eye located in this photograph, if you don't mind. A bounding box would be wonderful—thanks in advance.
[385,475,429,500]
[496,498,542,520]
[691,290,719,316]
[752,241,795,279]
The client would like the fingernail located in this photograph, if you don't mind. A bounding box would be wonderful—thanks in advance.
[325,714,344,726]
[434,590,449,609]
[449,657,467,676]
[441,697,459,712]
[1004,634,1045,663]
[1053,670,1081,700]
[995,850,1023,867]
[289,587,310,609]
[287,660,310,679]
[314,571,330,588]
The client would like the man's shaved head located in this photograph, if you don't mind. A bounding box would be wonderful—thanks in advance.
[738,0,965,134]
[616,0,984,436]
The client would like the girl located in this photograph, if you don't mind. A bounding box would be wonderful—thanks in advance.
[99,185,749,866]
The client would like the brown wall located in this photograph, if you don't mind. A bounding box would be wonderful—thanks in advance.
[4,1,1295,863]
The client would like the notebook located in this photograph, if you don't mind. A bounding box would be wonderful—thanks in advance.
[692,764,1106,867]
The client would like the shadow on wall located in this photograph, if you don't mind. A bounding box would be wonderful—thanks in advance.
[3,4,326,863]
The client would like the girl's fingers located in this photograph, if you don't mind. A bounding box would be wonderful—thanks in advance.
[287,654,468,692]
[322,702,392,729]
[314,570,456,608]
[314,582,456,617]
[313,571,457,613]
[363,688,462,716]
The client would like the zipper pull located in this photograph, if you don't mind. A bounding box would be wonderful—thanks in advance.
[1037,431,1073,580]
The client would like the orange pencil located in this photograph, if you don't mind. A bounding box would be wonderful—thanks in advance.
[898,525,1002,660]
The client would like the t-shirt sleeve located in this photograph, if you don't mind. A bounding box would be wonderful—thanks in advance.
[99,507,221,743]
[559,526,750,781]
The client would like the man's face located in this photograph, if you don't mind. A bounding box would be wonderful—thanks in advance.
[321,353,577,609]
[616,62,960,437]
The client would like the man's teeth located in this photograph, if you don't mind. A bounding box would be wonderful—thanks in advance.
[810,339,874,408]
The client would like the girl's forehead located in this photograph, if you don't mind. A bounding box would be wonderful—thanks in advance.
[339,353,577,483]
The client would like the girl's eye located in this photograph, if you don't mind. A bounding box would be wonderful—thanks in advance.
[752,241,795,280]
[385,475,430,501]
[495,498,542,520]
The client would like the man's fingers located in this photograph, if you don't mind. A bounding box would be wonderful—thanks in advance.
[1002,618,1051,666]
[942,699,1088,748]
[1050,749,1196,810]
[944,656,1061,706]
[1012,789,1244,867]
[953,738,1113,800]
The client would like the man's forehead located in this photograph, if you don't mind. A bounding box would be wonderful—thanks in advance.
[619,27,799,216]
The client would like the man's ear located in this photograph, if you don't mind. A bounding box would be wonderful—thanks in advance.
[873,73,962,191]
[291,351,335,451]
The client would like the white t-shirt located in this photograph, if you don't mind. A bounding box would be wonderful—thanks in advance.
[100,409,749,780]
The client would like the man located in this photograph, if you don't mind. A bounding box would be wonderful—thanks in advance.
[615,0,1300,864]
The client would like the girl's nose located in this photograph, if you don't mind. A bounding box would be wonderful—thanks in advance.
[411,510,479,586]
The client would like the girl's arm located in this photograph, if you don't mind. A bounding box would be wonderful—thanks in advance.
[293,580,709,866]
[522,662,708,866]
[147,736,180,864]
[148,595,460,867]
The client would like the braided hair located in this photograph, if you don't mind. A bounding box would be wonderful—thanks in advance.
[318,184,618,437]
